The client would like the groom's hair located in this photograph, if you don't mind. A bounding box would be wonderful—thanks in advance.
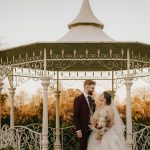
[84,80,96,87]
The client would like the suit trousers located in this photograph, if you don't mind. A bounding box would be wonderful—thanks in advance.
[79,132,91,150]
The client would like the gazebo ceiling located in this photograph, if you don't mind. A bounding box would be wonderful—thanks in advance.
[0,42,150,71]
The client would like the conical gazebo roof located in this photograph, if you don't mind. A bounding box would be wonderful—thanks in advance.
[68,0,104,29]
[58,0,113,42]
[0,0,150,72]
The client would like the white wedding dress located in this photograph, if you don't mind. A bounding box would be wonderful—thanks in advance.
[87,103,129,150]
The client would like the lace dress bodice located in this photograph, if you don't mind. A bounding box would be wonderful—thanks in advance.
[93,106,111,120]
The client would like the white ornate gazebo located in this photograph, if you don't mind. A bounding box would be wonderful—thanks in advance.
[0,0,150,150]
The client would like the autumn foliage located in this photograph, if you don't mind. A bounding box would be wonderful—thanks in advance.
[1,88,150,127]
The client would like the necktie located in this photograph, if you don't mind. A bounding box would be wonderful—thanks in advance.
[87,96,93,110]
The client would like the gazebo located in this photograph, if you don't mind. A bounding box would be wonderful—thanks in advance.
[0,0,150,150]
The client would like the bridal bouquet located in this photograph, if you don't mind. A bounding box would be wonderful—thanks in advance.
[89,114,110,141]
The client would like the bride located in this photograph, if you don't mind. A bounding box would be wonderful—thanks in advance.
[87,91,129,150]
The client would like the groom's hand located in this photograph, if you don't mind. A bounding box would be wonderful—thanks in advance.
[76,130,82,138]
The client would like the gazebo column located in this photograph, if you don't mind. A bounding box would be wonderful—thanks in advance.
[124,77,133,150]
[41,77,50,150]
[41,48,50,150]
[7,67,15,128]
[8,87,16,128]
[54,72,61,150]
[0,82,3,149]
[124,49,133,150]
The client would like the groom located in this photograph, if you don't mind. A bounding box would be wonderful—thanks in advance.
[73,80,96,150]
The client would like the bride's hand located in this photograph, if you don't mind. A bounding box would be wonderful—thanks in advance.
[98,129,105,135]
[104,127,109,132]
[100,127,108,134]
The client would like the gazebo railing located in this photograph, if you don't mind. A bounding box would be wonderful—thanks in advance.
[132,123,147,132]
[0,124,42,150]
[133,125,150,150]
[26,123,79,150]
[18,123,150,150]
[1,123,149,150]
[60,126,79,150]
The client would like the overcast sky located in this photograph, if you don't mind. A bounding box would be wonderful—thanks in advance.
[0,0,150,48]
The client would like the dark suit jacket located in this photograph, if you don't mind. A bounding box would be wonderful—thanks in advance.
[73,93,96,134]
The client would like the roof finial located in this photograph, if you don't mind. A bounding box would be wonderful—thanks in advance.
[68,0,104,29]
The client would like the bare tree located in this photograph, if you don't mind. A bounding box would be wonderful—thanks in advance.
[0,36,9,50]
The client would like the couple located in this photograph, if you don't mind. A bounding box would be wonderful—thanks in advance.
[73,80,128,150]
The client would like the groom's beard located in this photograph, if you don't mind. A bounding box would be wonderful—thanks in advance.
[88,91,94,96]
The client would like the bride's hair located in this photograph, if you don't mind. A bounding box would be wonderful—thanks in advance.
[103,91,112,105]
